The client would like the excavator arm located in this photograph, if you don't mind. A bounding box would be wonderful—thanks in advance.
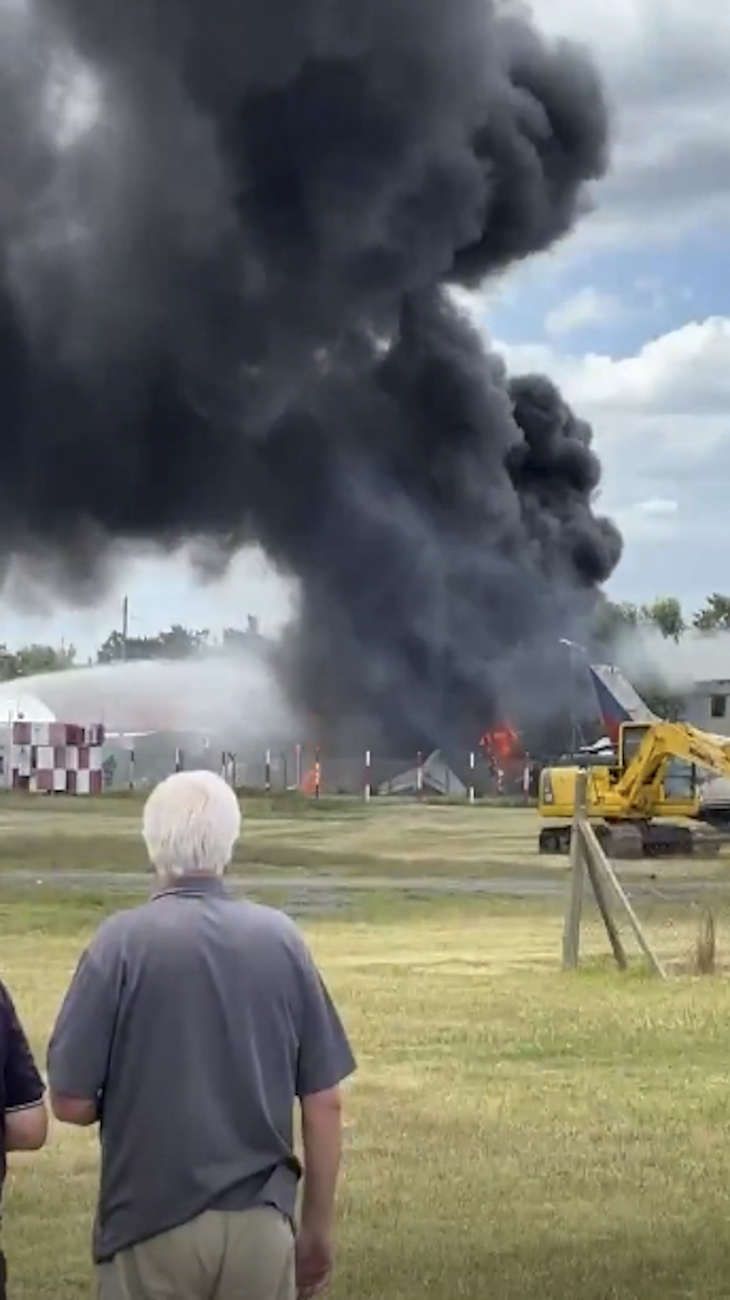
[539,662,730,857]
[615,721,730,810]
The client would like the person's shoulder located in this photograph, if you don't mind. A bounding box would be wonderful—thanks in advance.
[231,897,300,935]
[86,900,158,957]
[229,898,308,952]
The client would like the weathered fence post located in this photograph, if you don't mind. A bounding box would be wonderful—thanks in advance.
[582,820,667,980]
[562,769,587,970]
[583,841,628,972]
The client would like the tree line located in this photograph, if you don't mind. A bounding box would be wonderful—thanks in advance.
[0,617,264,683]
[1,596,729,688]
[597,594,730,644]
[593,595,730,722]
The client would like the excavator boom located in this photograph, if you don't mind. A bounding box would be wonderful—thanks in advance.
[614,722,730,808]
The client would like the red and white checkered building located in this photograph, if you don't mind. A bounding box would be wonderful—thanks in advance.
[10,721,105,795]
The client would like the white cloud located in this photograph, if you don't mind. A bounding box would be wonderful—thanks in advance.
[448,282,510,329]
[636,498,678,517]
[527,0,730,246]
[545,287,622,337]
[500,317,730,416]
[496,314,730,599]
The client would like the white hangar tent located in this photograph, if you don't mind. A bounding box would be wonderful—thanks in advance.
[0,691,56,724]
[379,749,466,798]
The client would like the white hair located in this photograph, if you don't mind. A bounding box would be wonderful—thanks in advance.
[142,771,242,879]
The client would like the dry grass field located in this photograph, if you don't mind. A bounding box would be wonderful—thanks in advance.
[2,796,730,1297]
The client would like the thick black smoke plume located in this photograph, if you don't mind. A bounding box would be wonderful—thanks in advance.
[0,0,621,748]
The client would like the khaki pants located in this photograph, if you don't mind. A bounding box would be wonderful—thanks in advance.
[97,1207,295,1300]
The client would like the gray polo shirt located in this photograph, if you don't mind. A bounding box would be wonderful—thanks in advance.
[47,878,356,1264]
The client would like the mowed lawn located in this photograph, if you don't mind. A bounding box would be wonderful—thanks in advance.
[1,791,729,885]
[0,790,548,878]
[4,873,730,1298]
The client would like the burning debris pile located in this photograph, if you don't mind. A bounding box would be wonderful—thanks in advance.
[0,0,621,749]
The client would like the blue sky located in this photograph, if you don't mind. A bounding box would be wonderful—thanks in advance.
[486,231,726,357]
[2,0,730,655]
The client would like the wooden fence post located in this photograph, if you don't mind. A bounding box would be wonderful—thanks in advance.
[581,828,629,972]
[562,769,588,970]
[582,820,667,980]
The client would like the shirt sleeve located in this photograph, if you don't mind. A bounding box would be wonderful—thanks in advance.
[295,945,356,1099]
[47,941,120,1102]
[2,987,45,1113]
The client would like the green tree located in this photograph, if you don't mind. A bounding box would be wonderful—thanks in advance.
[13,644,76,676]
[693,594,730,632]
[593,596,687,649]
[157,625,209,658]
[96,631,127,664]
[97,625,210,663]
[641,597,685,641]
[0,645,17,681]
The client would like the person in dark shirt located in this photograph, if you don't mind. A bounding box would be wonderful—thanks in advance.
[0,982,47,1298]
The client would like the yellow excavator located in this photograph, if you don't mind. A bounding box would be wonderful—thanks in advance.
[538,719,730,857]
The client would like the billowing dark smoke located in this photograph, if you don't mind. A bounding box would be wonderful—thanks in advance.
[0,0,621,749]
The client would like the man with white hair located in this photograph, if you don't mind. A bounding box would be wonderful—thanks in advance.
[47,771,356,1300]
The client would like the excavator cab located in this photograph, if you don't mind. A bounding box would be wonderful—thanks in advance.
[618,721,698,802]
[618,721,652,771]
